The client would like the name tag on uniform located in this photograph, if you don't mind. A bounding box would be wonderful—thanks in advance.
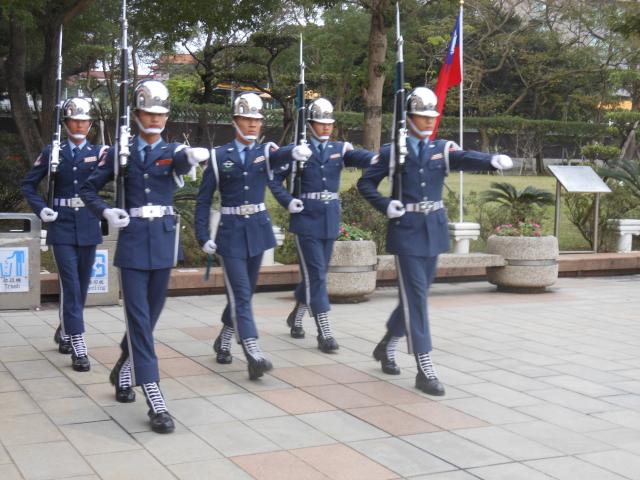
[84,156,97,163]
[431,153,443,161]
[253,156,265,164]
[330,153,340,160]
[156,158,172,166]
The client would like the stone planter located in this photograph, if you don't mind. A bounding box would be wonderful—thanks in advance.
[327,240,377,303]
[486,235,559,293]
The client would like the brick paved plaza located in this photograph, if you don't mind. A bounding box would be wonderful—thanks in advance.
[1,275,639,479]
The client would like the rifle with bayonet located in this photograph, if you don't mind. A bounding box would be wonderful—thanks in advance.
[46,26,64,209]
[288,34,307,196]
[390,1,408,200]
[114,0,131,209]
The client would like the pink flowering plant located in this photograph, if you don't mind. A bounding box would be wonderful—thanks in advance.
[337,222,373,241]
[494,219,542,237]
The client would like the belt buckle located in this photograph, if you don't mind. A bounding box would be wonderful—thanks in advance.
[418,201,434,213]
[319,191,332,201]
[70,197,85,208]
[141,205,163,218]
[239,204,256,215]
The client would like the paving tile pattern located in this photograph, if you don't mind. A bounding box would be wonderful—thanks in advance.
[0,276,639,479]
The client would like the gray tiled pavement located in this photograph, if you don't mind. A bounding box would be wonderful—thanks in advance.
[0,275,639,479]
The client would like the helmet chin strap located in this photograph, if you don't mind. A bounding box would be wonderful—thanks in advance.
[307,122,330,141]
[134,116,164,135]
[232,120,257,142]
[407,117,432,139]
[64,123,90,141]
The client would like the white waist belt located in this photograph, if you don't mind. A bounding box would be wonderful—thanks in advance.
[404,200,444,214]
[54,197,85,208]
[129,205,174,218]
[220,203,266,216]
[300,191,339,201]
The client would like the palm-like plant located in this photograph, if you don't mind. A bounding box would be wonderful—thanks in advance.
[480,182,554,223]
[599,160,640,202]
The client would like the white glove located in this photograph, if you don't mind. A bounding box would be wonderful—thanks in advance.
[292,144,313,162]
[186,147,210,166]
[491,154,513,170]
[343,141,354,153]
[202,239,217,254]
[103,208,130,229]
[387,200,406,219]
[288,198,304,213]
[39,207,58,223]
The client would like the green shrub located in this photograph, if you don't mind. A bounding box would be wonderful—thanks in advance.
[339,184,387,254]
[581,143,621,163]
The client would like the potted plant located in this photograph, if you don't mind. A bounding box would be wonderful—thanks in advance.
[327,223,377,302]
[486,220,559,293]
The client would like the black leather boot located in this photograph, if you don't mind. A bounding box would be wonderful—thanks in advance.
[286,302,305,339]
[241,338,273,380]
[109,351,136,403]
[414,352,445,396]
[148,410,175,434]
[314,313,338,353]
[143,383,175,434]
[373,332,401,375]
[54,325,72,354]
[71,353,91,372]
[415,370,446,396]
[213,327,233,364]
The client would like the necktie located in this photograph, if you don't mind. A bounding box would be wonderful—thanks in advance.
[73,147,80,160]
[242,146,249,168]
[318,143,324,155]
[143,145,151,163]
[418,140,425,158]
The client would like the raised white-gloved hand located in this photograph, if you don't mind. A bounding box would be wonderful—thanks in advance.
[202,239,217,254]
[288,198,304,214]
[387,200,406,219]
[491,154,513,170]
[186,147,210,166]
[39,207,58,223]
[292,143,313,162]
[103,208,130,229]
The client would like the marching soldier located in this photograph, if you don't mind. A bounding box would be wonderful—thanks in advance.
[269,98,374,352]
[194,92,294,380]
[80,80,208,433]
[357,87,513,395]
[21,97,106,372]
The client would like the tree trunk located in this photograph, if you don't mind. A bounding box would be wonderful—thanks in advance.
[362,0,389,152]
[40,23,59,143]
[5,17,43,165]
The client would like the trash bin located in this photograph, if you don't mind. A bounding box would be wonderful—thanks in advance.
[85,223,120,306]
[0,213,41,310]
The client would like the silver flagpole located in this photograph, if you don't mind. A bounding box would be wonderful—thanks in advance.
[458,0,464,223]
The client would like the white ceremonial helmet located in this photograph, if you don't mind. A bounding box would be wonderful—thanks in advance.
[406,87,439,117]
[62,97,92,120]
[134,80,170,114]
[233,93,264,119]
[307,98,335,124]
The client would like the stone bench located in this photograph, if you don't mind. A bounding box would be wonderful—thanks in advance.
[377,253,505,281]
[606,219,640,253]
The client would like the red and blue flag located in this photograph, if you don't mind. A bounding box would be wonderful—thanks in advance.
[431,14,462,139]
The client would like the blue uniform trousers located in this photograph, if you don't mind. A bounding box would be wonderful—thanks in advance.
[387,255,439,354]
[293,235,335,315]
[52,244,97,336]
[119,267,171,385]
[220,253,263,341]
